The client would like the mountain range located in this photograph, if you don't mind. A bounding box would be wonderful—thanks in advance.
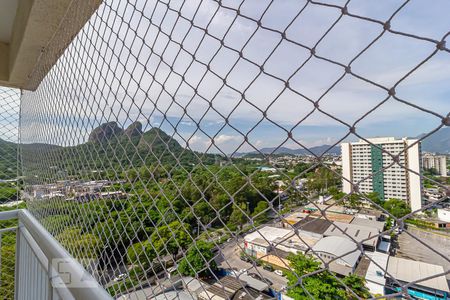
[240,144,341,157]
[0,125,448,179]
[18,122,218,181]
[415,127,450,154]
[240,127,449,156]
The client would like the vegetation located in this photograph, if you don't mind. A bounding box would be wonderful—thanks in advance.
[286,253,370,300]
[306,167,340,195]
[0,183,17,204]
[383,198,411,218]
[178,241,217,277]
[57,227,104,261]
[31,159,283,291]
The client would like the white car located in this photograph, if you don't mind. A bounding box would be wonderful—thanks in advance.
[274,270,284,276]
[113,273,128,282]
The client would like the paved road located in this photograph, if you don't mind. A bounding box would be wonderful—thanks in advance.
[396,226,450,280]
[216,240,288,291]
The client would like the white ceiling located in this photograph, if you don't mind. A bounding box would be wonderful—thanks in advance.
[0,0,18,43]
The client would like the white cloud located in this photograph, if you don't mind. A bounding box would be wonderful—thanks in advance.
[214,134,241,145]
[17,0,450,151]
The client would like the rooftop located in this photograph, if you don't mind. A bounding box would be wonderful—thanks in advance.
[364,252,389,287]
[323,221,379,248]
[350,217,385,233]
[151,291,196,300]
[245,226,320,253]
[357,208,384,219]
[231,273,270,292]
[310,211,354,223]
[293,216,332,235]
[311,236,362,267]
[387,257,449,293]
[244,226,293,245]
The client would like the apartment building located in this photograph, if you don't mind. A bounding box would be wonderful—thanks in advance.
[422,153,448,177]
[341,137,422,211]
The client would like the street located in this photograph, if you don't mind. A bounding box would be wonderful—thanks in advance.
[215,239,288,291]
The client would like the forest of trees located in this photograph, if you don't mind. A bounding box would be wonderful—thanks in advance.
[286,253,370,300]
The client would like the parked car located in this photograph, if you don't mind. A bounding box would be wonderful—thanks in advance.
[263,278,273,285]
[274,270,284,276]
[240,255,251,262]
[112,273,128,282]
[263,264,274,272]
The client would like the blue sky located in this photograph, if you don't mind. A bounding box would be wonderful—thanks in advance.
[15,0,450,154]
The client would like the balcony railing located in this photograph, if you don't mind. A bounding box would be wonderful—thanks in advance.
[0,209,111,300]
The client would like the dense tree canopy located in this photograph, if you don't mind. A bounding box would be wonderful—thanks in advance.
[178,241,217,277]
[383,198,411,218]
[286,253,370,300]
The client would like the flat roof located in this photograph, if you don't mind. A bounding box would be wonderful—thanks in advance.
[152,291,196,300]
[294,217,332,234]
[311,236,361,267]
[324,221,379,247]
[274,230,320,252]
[245,226,293,244]
[357,208,383,218]
[251,238,270,247]
[283,212,310,225]
[348,137,416,145]
[311,211,354,223]
[365,252,388,287]
[231,273,269,292]
[350,217,385,233]
[245,226,320,253]
[387,257,449,293]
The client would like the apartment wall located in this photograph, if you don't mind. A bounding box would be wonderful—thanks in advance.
[406,140,422,212]
[341,138,423,212]
[341,143,352,194]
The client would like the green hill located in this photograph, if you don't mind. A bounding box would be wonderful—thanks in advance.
[18,122,219,180]
[0,139,18,179]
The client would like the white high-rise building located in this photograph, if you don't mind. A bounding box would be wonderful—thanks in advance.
[422,153,447,177]
[341,137,422,212]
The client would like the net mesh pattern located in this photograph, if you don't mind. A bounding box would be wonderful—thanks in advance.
[14,0,450,299]
[0,88,20,299]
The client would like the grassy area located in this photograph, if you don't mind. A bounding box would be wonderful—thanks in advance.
[406,219,450,233]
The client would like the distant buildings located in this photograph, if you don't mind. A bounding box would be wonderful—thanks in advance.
[422,153,448,177]
[244,204,387,271]
[341,137,423,211]
[27,180,128,202]
[241,202,450,298]
[243,226,320,268]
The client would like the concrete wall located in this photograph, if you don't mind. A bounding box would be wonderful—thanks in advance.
[406,139,422,212]
[341,143,352,194]
[0,0,102,90]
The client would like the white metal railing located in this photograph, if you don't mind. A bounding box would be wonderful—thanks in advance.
[0,209,112,300]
